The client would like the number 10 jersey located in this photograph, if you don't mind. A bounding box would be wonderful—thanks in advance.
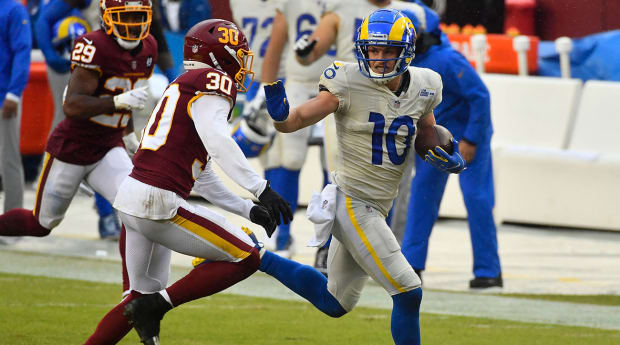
[320,62,442,216]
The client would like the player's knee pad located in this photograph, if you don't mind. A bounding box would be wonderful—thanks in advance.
[382,252,422,294]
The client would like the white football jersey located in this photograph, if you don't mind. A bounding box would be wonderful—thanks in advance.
[230,0,286,81]
[323,0,427,62]
[274,0,334,83]
[319,62,442,215]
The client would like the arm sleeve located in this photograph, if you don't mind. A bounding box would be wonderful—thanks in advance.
[192,161,255,219]
[191,94,268,198]
[35,0,72,71]
[451,53,491,144]
[7,5,32,98]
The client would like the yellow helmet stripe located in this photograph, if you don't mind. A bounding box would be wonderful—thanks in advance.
[359,17,370,40]
[57,17,91,40]
[388,16,413,42]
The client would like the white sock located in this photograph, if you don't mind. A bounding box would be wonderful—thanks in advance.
[159,289,174,307]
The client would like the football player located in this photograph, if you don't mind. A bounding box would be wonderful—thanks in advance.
[258,0,335,260]
[283,0,431,267]
[0,0,156,295]
[84,19,292,345]
[260,9,464,344]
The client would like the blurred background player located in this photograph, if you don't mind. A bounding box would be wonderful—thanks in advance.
[0,0,156,296]
[258,0,335,260]
[260,9,464,345]
[399,8,502,288]
[0,0,32,244]
[229,0,286,102]
[84,19,292,345]
[34,0,177,241]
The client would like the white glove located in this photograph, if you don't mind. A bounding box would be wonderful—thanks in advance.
[122,132,140,154]
[294,34,318,58]
[241,86,266,118]
[113,86,149,111]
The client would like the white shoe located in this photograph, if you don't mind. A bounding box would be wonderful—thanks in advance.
[274,237,296,259]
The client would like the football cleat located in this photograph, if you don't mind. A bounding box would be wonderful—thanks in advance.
[274,237,295,259]
[124,293,171,345]
[469,274,503,289]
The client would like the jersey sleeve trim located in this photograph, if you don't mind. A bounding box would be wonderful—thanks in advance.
[71,62,103,76]
[187,92,234,120]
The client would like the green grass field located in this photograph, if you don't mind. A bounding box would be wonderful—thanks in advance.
[1,273,619,345]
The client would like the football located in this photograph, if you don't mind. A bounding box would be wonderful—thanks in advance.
[414,124,454,158]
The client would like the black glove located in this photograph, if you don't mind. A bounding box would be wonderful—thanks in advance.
[249,205,277,238]
[258,183,294,227]
[294,34,318,58]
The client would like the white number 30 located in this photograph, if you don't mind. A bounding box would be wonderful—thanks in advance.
[205,72,233,95]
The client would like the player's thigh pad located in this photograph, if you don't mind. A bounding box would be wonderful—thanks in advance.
[34,153,87,229]
[86,146,133,203]
[326,235,370,311]
[122,215,172,293]
[331,191,421,296]
[123,200,257,262]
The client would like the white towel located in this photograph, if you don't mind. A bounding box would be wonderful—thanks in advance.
[306,184,338,247]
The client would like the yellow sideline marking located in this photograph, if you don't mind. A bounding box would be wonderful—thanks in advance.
[345,197,405,293]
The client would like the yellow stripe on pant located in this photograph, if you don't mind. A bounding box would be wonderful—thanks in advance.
[172,214,251,260]
[345,196,406,293]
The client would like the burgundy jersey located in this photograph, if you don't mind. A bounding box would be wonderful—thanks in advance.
[46,29,157,165]
[130,68,238,199]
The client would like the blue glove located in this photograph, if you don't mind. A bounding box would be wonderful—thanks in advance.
[425,138,466,174]
[263,80,289,122]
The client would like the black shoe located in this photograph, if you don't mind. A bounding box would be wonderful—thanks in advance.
[123,293,172,345]
[314,246,329,277]
[414,269,423,285]
[469,274,503,289]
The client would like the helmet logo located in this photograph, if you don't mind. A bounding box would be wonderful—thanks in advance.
[192,44,198,53]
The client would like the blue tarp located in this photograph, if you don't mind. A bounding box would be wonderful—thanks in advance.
[538,30,620,82]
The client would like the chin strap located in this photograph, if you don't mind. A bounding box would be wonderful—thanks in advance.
[115,37,140,50]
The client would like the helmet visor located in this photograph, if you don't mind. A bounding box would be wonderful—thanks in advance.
[235,48,254,93]
[104,6,152,41]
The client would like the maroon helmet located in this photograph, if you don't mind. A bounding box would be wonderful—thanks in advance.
[100,0,152,49]
[183,19,254,93]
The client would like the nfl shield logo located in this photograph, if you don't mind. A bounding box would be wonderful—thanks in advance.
[146,56,153,68]
[192,44,198,53]
[393,99,401,108]
[131,60,137,71]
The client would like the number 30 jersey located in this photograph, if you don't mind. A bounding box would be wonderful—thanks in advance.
[320,62,442,215]
[46,29,157,165]
[130,68,238,199]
